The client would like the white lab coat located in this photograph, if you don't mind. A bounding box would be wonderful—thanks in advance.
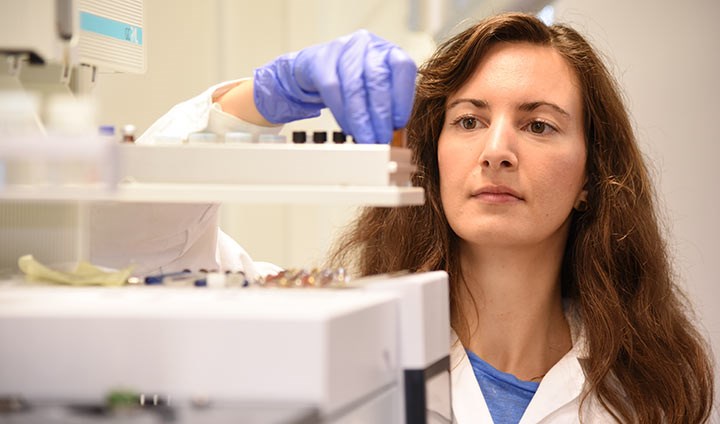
[89,79,282,278]
[449,308,618,423]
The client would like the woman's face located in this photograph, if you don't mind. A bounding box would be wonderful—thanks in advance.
[438,42,587,251]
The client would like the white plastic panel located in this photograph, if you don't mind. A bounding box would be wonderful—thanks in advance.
[0,284,400,415]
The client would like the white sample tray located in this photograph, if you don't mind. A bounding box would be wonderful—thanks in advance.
[1,143,425,206]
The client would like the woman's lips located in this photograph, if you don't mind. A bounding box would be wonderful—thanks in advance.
[471,185,524,203]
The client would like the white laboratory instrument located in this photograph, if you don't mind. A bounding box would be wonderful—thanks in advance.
[0,0,145,95]
[0,271,452,423]
[0,3,450,423]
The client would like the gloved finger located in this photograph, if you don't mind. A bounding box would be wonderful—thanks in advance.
[297,43,350,134]
[364,43,393,144]
[387,47,417,128]
[337,32,375,143]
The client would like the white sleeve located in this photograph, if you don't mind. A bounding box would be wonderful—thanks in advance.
[136,79,281,144]
[216,229,283,280]
[92,80,283,275]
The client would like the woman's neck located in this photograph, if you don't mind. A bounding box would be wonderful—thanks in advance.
[457,243,572,382]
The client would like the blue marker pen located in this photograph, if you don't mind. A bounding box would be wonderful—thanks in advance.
[144,270,192,285]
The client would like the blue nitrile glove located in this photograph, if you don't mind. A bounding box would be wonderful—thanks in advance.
[253,30,417,144]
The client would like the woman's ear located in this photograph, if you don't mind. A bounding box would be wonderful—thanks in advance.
[573,190,588,212]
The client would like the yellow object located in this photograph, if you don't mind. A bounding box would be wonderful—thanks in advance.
[18,255,134,286]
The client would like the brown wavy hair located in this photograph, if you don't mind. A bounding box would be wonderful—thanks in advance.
[329,12,714,423]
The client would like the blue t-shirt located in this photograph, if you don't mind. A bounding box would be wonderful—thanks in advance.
[466,349,539,424]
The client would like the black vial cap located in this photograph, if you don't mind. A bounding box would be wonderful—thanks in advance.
[332,131,346,143]
[312,131,327,143]
[292,131,307,144]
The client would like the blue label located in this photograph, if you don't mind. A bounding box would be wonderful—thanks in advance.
[80,11,143,45]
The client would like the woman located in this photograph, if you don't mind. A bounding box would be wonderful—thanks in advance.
[329,13,714,423]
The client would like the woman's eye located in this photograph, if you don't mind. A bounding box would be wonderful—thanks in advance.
[526,120,556,135]
[454,116,479,130]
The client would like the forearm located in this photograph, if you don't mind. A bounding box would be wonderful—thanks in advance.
[213,79,273,127]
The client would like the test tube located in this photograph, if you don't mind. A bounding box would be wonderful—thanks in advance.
[122,124,136,143]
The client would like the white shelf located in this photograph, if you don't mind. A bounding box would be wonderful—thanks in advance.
[0,182,425,206]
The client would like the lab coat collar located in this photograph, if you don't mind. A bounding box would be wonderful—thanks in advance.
[450,300,588,423]
[518,343,586,423]
[450,336,494,422]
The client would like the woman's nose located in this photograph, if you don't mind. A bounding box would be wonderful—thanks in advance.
[478,119,518,170]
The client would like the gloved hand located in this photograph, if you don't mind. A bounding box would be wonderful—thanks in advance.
[253,30,417,144]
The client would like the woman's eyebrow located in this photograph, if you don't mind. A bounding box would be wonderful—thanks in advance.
[519,101,571,119]
[446,98,488,110]
[447,99,570,120]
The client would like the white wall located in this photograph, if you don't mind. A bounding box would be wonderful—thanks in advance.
[94,0,719,408]
[94,1,222,134]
